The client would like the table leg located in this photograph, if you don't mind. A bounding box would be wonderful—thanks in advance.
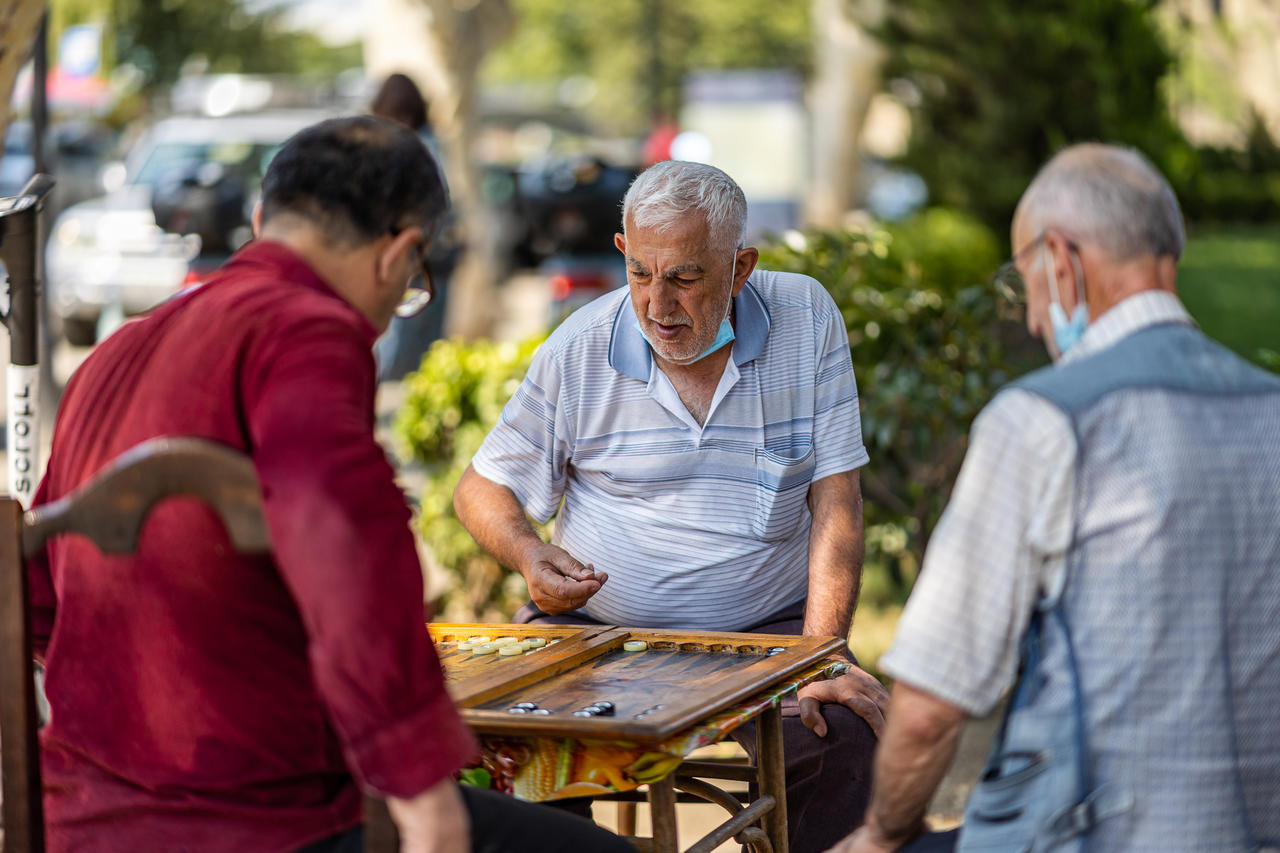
[648,773,679,852]
[618,801,638,836]
[755,702,788,853]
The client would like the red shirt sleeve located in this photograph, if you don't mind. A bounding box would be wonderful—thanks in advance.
[243,313,475,797]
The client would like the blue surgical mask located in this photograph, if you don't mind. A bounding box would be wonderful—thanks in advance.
[1041,245,1089,359]
[633,314,735,363]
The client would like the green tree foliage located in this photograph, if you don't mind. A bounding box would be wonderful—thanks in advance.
[396,208,1017,617]
[49,0,361,90]
[881,0,1185,238]
[484,0,810,132]
[760,209,1018,606]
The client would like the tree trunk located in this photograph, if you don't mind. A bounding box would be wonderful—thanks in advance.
[0,0,46,145]
[806,0,888,228]
[365,0,514,340]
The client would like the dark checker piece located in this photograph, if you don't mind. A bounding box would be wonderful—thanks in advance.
[588,701,615,716]
[513,702,538,710]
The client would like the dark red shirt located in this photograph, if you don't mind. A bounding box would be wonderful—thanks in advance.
[28,240,476,852]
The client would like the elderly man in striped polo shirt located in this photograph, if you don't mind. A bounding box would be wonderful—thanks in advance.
[455,159,887,852]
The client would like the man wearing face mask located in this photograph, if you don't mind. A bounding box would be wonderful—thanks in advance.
[825,144,1280,853]
[455,160,887,852]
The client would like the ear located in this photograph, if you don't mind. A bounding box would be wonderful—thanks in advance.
[250,201,263,238]
[614,232,627,255]
[378,227,422,283]
[731,247,758,297]
[1042,230,1080,307]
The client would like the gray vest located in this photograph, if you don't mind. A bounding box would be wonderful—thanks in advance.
[959,323,1280,852]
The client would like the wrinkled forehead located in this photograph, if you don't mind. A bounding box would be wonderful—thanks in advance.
[623,212,717,255]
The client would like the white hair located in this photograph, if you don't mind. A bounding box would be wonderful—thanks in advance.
[1015,143,1185,260]
[621,160,748,250]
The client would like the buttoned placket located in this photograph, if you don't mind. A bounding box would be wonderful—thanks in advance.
[644,347,743,440]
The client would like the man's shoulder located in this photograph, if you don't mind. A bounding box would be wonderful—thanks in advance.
[1011,323,1280,415]
[540,287,629,358]
[750,268,835,310]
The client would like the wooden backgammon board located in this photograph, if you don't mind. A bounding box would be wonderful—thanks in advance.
[428,623,847,743]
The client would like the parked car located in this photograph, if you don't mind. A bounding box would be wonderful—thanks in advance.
[46,108,334,345]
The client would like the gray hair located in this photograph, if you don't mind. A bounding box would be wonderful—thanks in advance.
[1015,143,1185,261]
[621,160,748,250]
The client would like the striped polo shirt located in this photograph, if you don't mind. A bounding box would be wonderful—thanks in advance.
[471,269,869,630]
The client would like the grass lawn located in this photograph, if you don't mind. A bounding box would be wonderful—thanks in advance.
[1178,226,1280,363]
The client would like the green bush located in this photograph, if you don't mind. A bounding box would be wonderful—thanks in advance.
[393,335,547,621]
[398,208,1019,617]
[759,208,1019,606]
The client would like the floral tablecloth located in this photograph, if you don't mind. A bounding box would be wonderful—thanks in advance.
[461,659,851,801]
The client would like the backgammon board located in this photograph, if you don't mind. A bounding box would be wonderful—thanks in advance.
[428,623,846,744]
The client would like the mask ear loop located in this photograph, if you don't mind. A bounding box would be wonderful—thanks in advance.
[1041,243,1064,308]
[1067,249,1088,318]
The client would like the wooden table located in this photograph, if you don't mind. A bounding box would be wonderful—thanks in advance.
[430,623,849,853]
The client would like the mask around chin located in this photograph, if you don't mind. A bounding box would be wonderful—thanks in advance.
[633,314,735,365]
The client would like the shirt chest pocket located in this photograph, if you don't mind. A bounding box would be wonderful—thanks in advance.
[753,444,816,541]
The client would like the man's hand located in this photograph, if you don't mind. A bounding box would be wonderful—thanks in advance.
[822,825,908,853]
[798,666,890,737]
[524,542,608,615]
[386,779,469,853]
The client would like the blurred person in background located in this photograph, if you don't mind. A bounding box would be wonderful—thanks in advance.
[370,72,460,381]
[827,144,1280,852]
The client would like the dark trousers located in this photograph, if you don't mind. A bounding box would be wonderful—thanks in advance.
[298,783,635,852]
[513,599,878,853]
[900,828,960,852]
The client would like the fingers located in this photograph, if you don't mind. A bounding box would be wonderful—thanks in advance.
[800,672,889,737]
[844,691,886,737]
[527,549,608,614]
[798,695,828,737]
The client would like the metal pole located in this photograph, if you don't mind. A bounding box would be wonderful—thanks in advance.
[1,175,56,506]
[33,10,61,437]
[32,12,50,177]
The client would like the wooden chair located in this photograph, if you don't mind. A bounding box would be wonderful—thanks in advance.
[0,437,397,853]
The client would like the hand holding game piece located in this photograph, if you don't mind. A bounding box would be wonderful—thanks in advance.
[523,543,609,614]
[797,666,890,737]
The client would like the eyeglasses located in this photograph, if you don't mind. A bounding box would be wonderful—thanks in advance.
[395,241,435,319]
[991,233,1047,307]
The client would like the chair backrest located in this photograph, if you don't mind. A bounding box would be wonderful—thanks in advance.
[0,437,396,853]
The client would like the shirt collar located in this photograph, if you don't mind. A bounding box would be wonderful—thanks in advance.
[220,239,379,342]
[608,281,772,381]
[1061,290,1195,365]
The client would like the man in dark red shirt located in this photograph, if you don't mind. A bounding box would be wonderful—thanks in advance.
[28,116,632,853]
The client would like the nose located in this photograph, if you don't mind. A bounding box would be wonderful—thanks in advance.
[647,279,679,319]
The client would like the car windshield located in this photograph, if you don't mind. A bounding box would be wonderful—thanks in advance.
[131,140,281,188]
